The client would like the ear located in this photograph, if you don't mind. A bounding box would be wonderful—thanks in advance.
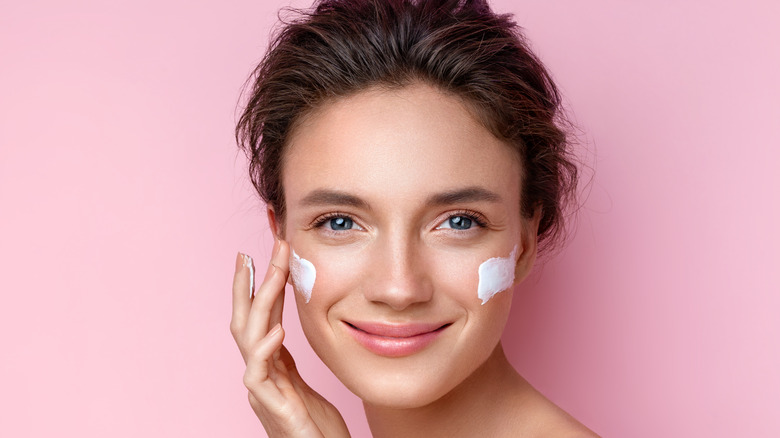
[513,206,542,286]
[266,206,283,240]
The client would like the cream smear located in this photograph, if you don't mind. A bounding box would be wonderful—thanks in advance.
[290,250,316,303]
[477,245,519,305]
[243,254,255,299]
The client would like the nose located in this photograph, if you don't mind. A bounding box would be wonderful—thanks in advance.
[363,234,434,311]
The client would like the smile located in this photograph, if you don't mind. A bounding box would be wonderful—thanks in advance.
[343,321,451,357]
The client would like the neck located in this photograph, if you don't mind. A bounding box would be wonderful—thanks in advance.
[363,343,532,438]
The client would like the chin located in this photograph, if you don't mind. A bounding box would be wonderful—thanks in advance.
[319,345,481,410]
[345,371,453,409]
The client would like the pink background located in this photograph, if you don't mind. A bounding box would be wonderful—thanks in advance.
[2,0,778,436]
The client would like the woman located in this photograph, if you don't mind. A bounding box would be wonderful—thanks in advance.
[231,0,596,436]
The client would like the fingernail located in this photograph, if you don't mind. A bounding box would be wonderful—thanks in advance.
[242,253,255,299]
[235,252,243,274]
[269,323,282,337]
[272,238,281,257]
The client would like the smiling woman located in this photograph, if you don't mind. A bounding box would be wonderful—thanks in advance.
[230,0,594,436]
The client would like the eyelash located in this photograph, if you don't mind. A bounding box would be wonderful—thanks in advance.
[310,210,488,231]
[437,209,489,231]
[311,212,357,230]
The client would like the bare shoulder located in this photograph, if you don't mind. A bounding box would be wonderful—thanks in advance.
[520,403,598,438]
[501,379,600,438]
[544,418,600,438]
[528,397,600,438]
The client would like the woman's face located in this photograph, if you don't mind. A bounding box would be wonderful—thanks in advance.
[275,83,539,408]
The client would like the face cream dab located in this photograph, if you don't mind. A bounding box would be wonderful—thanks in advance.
[477,245,519,304]
[290,249,316,303]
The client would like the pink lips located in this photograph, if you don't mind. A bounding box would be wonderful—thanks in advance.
[344,321,450,357]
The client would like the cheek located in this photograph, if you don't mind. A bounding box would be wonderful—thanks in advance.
[434,245,518,306]
[432,251,483,304]
[294,248,368,306]
[293,249,367,350]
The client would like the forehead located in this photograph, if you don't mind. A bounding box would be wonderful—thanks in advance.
[282,83,522,207]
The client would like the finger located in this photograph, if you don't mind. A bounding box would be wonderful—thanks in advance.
[268,241,290,331]
[245,240,290,343]
[272,346,332,421]
[230,252,253,338]
[265,335,307,402]
[269,288,285,362]
[276,345,314,394]
[243,323,286,404]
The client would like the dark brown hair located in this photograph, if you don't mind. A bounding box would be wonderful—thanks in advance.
[236,0,578,253]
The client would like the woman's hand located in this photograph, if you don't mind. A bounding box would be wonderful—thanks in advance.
[231,239,350,437]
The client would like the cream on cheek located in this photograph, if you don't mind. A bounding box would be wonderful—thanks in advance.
[477,245,519,305]
[290,249,317,303]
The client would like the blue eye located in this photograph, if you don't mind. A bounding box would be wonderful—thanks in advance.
[448,216,473,230]
[436,211,487,231]
[313,214,364,233]
[328,216,354,230]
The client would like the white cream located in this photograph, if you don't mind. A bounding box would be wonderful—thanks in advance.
[243,254,255,299]
[477,245,519,305]
[290,249,316,303]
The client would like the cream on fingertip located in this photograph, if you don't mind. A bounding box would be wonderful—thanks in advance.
[243,254,255,299]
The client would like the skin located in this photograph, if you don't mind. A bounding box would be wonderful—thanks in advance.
[231,82,598,437]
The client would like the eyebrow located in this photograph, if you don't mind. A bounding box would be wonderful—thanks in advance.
[299,189,370,209]
[426,187,502,206]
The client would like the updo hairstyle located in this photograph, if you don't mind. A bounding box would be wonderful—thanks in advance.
[236,0,578,253]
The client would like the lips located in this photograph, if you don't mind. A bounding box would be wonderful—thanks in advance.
[343,321,450,357]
